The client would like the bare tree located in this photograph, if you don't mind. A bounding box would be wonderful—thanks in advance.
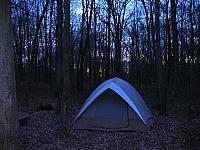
[105,0,111,79]
[29,0,50,81]
[0,0,20,149]
[111,0,131,76]
[48,0,55,82]
[77,0,86,91]
[56,0,64,113]
[93,0,98,85]
[140,0,151,83]
[155,0,167,115]
[198,7,200,85]
[61,0,71,126]
[78,0,94,91]
[170,0,179,105]
[165,0,172,86]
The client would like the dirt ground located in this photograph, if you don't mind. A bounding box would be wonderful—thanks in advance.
[18,83,200,150]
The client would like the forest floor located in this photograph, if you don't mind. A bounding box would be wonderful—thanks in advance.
[17,83,200,150]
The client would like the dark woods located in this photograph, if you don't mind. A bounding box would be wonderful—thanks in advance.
[0,0,199,149]
[12,0,200,115]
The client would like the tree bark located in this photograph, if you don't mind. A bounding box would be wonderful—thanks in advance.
[44,11,48,82]
[48,0,55,82]
[25,1,30,76]
[17,9,24,80]
[198,9,200,86]
[171,0,179,105]
[29,0,50,82]
[165,0,172,86]
[105,0,111,79]
[141,0,151,84]
[189,0,195,64]
[61,0,71,124]
[77,0,86,91]
[85,0,94,88]
[55,0,64,113]
[155,0,167,115]
[93,0,97,85]
[111,0,130,77]
[0,1,20,149]
[150,0,155,84]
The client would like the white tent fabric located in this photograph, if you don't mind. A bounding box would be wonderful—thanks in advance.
[75,77,153,125]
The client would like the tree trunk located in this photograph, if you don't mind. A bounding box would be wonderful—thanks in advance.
[0,1,20,149]
[29,0,50,82]
[114,28,122,77]
[105,0,111,79]
[48,0,54,82]
[77,0,86,91]
[141,0,151,84]
[155,0,167,115]
[198,9,200,86]
[17,10,24,80]
[189,0,195,64]
[55,0,64,113]
[93,0,97,86]
[85,0,94,88]
[171,0,179,107]
[150,0,156,84]
[25,1,30,78]
[61,0,71,125]
[44,11,48,82]
[111,0,130,77]
[165,0,172,86]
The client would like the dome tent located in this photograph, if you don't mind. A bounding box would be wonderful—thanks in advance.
[73,77,154,131]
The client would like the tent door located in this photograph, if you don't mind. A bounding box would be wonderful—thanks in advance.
[92,90,129,128]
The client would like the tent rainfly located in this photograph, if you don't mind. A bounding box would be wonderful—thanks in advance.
[73,77,154,131]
